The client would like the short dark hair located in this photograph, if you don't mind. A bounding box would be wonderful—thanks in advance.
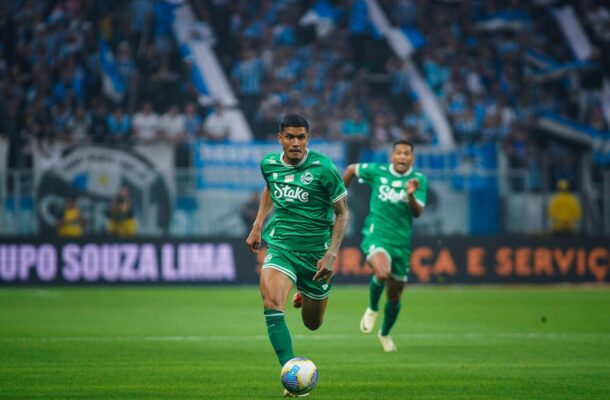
[393,140,414,151]
[279,113,309,133]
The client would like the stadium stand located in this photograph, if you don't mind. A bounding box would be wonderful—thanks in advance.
[0,0,609,235]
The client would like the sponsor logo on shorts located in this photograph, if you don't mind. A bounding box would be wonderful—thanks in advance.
[264,253,273,263]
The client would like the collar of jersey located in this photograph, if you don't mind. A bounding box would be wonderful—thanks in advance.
[280,149,309,168]
[389,164,412,177]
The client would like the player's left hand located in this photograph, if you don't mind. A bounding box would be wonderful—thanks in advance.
[406,178,419,195]
[313,253,335,283]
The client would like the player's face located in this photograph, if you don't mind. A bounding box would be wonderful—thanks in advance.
[279,127,309,165]
[391,144,414,173]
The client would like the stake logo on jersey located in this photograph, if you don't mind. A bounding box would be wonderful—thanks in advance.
[378,183,409,203]
[273,183,310,202]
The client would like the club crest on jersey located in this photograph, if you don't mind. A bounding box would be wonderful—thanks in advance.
[272,172,278,179]
[273,183,309,202]
[380,177,388,184]
[284,174,294,183]
[300,171,313,185]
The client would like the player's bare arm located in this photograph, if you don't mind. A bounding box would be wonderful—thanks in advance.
[313,197,349,283]
[406,178,423,218]
[246,185,273,253]
[342,164,358,187]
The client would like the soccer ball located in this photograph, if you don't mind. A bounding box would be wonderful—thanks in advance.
[280,357,318,395]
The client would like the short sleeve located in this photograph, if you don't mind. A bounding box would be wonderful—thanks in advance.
[355,163,376,183]
[323,162,348,203]
[259,157,270,185]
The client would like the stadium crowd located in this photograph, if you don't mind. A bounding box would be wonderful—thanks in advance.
[1,0,608,183]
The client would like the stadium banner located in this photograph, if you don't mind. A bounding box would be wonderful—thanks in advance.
[194,140,346,190]
[0,237,608,285]
[33,143,174,236]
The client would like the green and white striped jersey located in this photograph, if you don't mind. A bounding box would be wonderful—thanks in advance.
[261,150,347,252]
[356,163,428,248]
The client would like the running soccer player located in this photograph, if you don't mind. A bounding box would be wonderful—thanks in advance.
[342,140,427,352]
[246,113,349,396]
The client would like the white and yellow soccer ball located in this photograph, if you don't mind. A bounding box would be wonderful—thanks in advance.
[280,357,318,396]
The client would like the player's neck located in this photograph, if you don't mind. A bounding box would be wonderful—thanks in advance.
[281,149,309,167]
[390,164,412,176]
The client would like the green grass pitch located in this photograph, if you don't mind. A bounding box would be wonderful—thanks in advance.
[0,286,608,399]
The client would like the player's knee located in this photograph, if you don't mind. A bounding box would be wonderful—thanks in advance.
[375,271,390,282]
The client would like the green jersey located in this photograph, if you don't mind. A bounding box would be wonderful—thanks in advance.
[357,163,428,248]
[261,149,347,252]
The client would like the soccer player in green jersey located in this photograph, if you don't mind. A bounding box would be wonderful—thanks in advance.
[342,140,427,352]
[246,114,349,396]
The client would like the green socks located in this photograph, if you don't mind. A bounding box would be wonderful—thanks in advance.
[368,275,385,312]
[264,309,294,366]
[381,301,401,336]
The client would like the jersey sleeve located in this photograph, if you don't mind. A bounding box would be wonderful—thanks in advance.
[323,162,348,203]
[355,163,377,183]
[413,172,428,207]
[259,158,268,184]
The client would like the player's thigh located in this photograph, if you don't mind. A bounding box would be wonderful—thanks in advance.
[260,268,295,311]
[362,237,392,278]
[367,250,391,279]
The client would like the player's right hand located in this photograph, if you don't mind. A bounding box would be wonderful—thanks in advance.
[246,230,262,253]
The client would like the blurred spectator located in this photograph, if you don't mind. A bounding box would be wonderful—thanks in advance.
[67,105,92,143]
[547,179,582,236]
[159,104,186,144]
[160,103,188,168]
[152,0,177,64]
[341,107,370,163]
[115,40,138,92]
[129,0,153,52]
[149,57,180,109]
[106,106,131,144]
[132,101,159,143]
[403,101,433,144]
[106,186,136,236]
[56,196,85,237]
[202,100,231,141]
[90,98,109,143]
[231,49,265,121]
[183,102,202,139]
